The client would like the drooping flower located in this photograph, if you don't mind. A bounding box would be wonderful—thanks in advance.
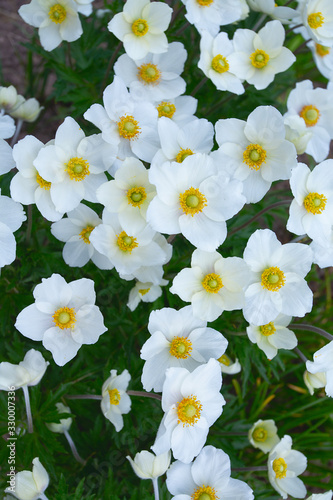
[218,353,242,374]
[5,457,49,500]
[303,370,326,396]
[306,340,333,398]
[101,369,131,432]
[127,450,171,479]
[127,279,168,311]
[247,0,297,23]
[0,190,26,269]
[248,419,280,453]
[155,95,198,127]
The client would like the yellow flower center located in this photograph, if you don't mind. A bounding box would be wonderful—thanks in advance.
[156,101,176,119]
[169,336,193,359]
[53,306,76,330]
[252,427,268,442]
[300,105,320,127]
[192,485,219,500]
[218,354,231,366]
[261,267,285,292]
[308,12,324,29]
[175,147,194,163]
[202,273,223,293]
[116,231,138,253]
[132,18,149,36]
[177,395,202,427]
[260,322,276,336]
[250,49,270,69]
[108,388,121,405]
[49,3,67,23]
[211,54,229,74]
[138,288,150,296]
[65,157,90,181]
[36,172,51,190]
[303,192,327,214]
[179,187,207,216]
[138,63,161,85]
[196,0,214,6]
[315,44,330,57]
[79,225,95,244]
[272,457,288,479]
[243,144,267,170]
[126,186,147,208]
[117,115,141,140]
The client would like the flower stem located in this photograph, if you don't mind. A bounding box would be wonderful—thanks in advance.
[152,477,159,500]
[39,495,49,500]
[22,386,33,433]
[191,77,208,97]
[233,466,268,472]
[229,200,291,236]
[253,14,267,32]
[65,394,102,400]
[10,119,23,147]
[291,323,333,342]
[285,23,303,35]
[127,390,162,401]
[64,430,86,465]
[99,42,122,96]
[294,347,308,363]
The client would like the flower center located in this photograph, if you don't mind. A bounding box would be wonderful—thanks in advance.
[272,457,288,479]
[138,63,161,85]
[179,187,207,216]
[117,115,141,140]
[243,144,267,170]
[65,157,90,181]
[218,354,231,366]
[211,54,229,74]
[116,231,138,253]
[303,192,327,214]
[156,101,176,119]
[192,485,219,500]
[308,12,324,29]
[53,306,76,330]
[138,288,150,296]
[250,49,270,69]
[49,3,67,23]
[261,267,285,292]
[108,388,121,405]
[252,427,268,442]
[177,395,202,427]
[196,0,214,6]
[175,147,194,163]
[202,273,223,293]
[127,186,147,208]
[36,172,51,190]
[79,225,95,244]
[260,322,276,336]
[315,44,330,57]
[300,105,320,127]
[169,336,193,359]
[132,18,149,36]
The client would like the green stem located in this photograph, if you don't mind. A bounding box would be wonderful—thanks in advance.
[65,394,102,400]
[99,41,122,96]
[191,77,208,97]
[127,390,162,401]
[233,466,267,472]
[253,14,267,32]
[229,200,291,236]
[291,323,333,342]
[294,347,308,363]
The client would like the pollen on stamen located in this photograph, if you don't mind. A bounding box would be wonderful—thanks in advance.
[303,192,327,214]
[169,336,193,359]
[132,18,149,36]
[49,3,67,23]
[315,44,330,57]
[261,267,285,292]
[218,354,231,366]
[202,273,223,293]
[79,225,95,244]
[211,54,229,73]
[243,144,267,170]
[252,427,268,442]
[179,187,207,216]
[116,230,138,253]
[127,186,147,208]
[36,172,51,190]
[196,0,214,6]
[53,306,76,330]
[177,395,202,427]
[108,388,121,405]
[272,457,287,479]
[137,63,161,85]
[308,12,324,29]
[157,101,176,119]
[117,115,141,140]
[250,49,270,69]
[300,105,320,127]
[192,485,218,500]
[65,157,90,181]
[260,322,276,336]
[175,147,194,163]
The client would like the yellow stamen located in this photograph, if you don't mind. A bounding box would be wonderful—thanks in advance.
[132,19,149,36]
[79,225,95,244]
[36,172,51,190]
[191,485,219,500]
[272,457,287,479]
[218,354,231,366]
[300,105,320,127]
[65,157,90,181]
[243,144,267,170]
[169,336,193,359]
[202,273,223,293]
[53,306,76,330]
[196,0,214,6]
[156,101,176,119]
[138,288,150,296]
[126,186,147,208]
[108,388,121,405]
[177,395,202,427]
[315,44,330,57]
[116,230,138,253]
[252,427,268,442]
[137,63,161,85]
[261,267,285,292]
[250,49,270,69]
[117,115,141,140]
[211,54,229,74]
[260,322,276,336]
[49,3,66,23]
[175,147,194,163]
[179,187,207,216]
[303,192,327,214]
[308,12,324,29]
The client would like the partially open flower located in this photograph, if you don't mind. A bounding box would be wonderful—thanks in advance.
[5,457,49,500]
[127,450,171,480]
[248,419,280,453]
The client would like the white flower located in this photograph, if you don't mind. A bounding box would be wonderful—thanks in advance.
[306,340,333,397]
[15,273,107,366]
[246,313,297,360]
[155,95,198,126]
[147,154,245,251]
[114,42,187,102]
[0,191,26,269]
[306,491,333,500]
[287,161,333,244]
[247,0,297,23]
[284,80,333,162]
[101,369,131,432]
[310,229,333,268]
[198,31,245,95]
[127,450,171,479]
[0,111,15,139]
[243,229,313,326]
[74,0,93,16]
[308,41,333,79]
[0,85,20,112]
[0,139,15,175]
[46,402,72,433]
[214,105,297,203]
[0,349,49,391]
[171,249,250,322]
[140,306,228,392]
[33,117,115,213]
[11,135,64,222]
[268,435,307,499]
[152,359,225,463]
[10,98,43,123]
[19,0,83,51]
[218,353,241,374]
[127,279,167,311]
[228,21,295,90]
[50,204,113,269]
[248,419,280,453]
[284,115,313,155]
[108,0,172,60]
[299,0,333,47]
[166,445,254,499]
[5,457,49,500]
[303,370,326,396]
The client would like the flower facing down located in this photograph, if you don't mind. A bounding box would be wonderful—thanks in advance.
[101,369,131,432]
[127,450,171,480]
[0,349,49,391]
[166,445,254,500]
[268,435,307,499]
[248,419,280,453]
[5,457,49,500]
[152,359,225,463]
[306,340,333,398]
[15,274,107,366]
